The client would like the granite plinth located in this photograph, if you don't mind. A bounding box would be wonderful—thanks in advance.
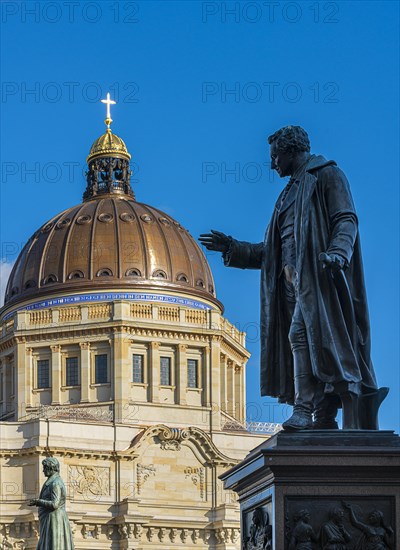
[221,430,400,549]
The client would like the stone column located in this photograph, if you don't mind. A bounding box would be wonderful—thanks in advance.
[210,335,221,430]
[25,347,33,409]
[79,342,91,403]
[235,365,244,423]
[227,359,235,418]
[220,353,228,414]
[149,342,160,403]
[15,337,27,419]
[203,347,211,407]
[51,345,62,405]
[176,344,188,405]
[113,328,131,423]
[0,359,5,416]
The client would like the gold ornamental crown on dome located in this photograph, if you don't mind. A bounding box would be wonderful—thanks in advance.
[86,92,131,163]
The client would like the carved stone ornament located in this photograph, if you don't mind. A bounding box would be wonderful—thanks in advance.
[68,464,110,497]
[184,466,205,499]
[157,426,190,451]
[136,463,156,494]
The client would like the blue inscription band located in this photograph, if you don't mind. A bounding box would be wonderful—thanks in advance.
[3,292,213,320]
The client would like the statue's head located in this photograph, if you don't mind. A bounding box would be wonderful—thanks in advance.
[42,457,60,477]
[268,125,311,178]
[330,507,344,524]
[368,510,384,526]
[251,507,267,528]
[294,509,310,523]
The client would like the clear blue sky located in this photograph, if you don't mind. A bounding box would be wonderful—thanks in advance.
[1,1,399,431]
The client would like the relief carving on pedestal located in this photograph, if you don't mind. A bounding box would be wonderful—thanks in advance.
[243,506,273,550]
[285,497,395,550]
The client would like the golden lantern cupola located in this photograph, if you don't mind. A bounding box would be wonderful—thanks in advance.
[84,93,134,201]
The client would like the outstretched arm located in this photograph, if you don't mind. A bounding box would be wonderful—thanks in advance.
[199,230,264,270]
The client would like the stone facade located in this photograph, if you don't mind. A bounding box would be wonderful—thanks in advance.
[0,296,271,549]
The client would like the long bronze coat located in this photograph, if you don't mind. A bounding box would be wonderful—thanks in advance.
[36,473,74,549]
[224,155,377,404]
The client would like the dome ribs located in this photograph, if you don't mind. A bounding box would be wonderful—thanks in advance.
[142,203,173,282]
[88,200,102,280]
[3,197,221,310]
[41,207,76,287]
[151,205,193,286]
[111,199,122,279]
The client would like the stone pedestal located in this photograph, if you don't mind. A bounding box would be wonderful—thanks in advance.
[221,430,400,549]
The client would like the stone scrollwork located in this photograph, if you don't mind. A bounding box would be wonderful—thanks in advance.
[136,463,156,494]
[157,427,190,451]
[184,466,205,499]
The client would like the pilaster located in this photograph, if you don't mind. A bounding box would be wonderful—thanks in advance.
[176,344,188,405]
[113,329,130,422]
[149,342,160,403]
[79,342,91,403]
[50,345,62,405]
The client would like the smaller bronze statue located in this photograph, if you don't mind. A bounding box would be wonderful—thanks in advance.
[342,502,393,549]
[288,509,317,550]
[320,507,351,549]
[29,457,75,550]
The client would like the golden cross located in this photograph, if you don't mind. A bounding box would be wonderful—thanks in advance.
[101,92,116,129]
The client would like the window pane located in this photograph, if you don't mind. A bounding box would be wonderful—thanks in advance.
[132,354,144,383]
[95,354,108,384]
[66,357,79,386]
[37,359,50,389]
[187,359,198,388]
[160,356,171,386]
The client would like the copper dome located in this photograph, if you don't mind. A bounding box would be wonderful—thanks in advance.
[4,195,219,308]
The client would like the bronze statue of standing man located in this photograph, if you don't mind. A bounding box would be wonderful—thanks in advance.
[200,125,387,431]
[29,457,75,549]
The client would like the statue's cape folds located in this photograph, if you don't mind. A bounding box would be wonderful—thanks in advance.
[225,155,377,403]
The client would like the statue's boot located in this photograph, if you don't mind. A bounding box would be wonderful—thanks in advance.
[358,387,389,430]
[282,349,314,431]
[313,394,340,429]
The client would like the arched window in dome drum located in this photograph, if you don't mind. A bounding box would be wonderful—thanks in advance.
[42,274,58,285]
[96,268,113,277]
[196,279,205,289]
[24,280,36,290]
[68,270,85,280]
[152,269,167,279]
[176,273,189,283]
[125,268,142,277]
